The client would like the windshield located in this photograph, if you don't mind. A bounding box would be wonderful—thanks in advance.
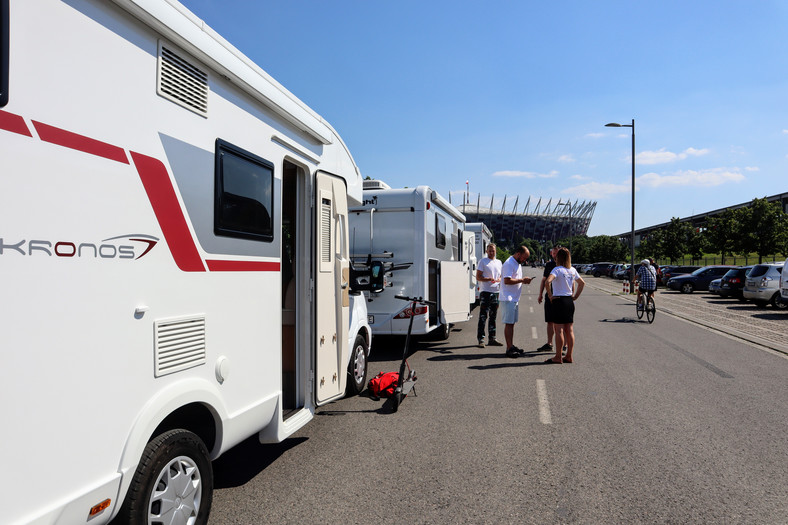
[690,267,706,276]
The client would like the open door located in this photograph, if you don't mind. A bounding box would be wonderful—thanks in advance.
[439,260,472,324]
[314,171,350,405]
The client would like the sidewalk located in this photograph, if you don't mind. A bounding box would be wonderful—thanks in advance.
[585,276,788,356]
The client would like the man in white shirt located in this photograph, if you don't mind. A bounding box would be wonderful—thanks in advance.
[476,243,502,347]
[500,246,533,357]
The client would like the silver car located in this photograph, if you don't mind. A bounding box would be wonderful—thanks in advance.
[743,263,785,309]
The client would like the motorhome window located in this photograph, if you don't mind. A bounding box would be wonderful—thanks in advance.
[215,139,274,242]
[435,214,447,249]
[0,0,8,107]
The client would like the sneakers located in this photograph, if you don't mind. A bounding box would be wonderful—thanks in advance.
[477,340,485,348]
[505,346,524,358]
[488,338,503,347]
[536,343,553,352]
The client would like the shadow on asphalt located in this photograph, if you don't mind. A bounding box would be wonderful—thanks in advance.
[213,436,308,489]
[752,312,788,320]
[599,317,642,323]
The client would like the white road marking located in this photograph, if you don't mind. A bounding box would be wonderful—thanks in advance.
[531,326,538,339]
[536,379,552,424]
[529,306,534,313]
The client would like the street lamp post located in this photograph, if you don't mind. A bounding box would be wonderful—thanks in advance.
[605,119,635,293]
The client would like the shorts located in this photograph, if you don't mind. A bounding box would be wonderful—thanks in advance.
[543,294,556,323]
[500,300,519,324]
[639,286,655,294]
[550,296,575,324]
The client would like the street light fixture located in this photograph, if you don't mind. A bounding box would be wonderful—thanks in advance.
[605,119,635,292]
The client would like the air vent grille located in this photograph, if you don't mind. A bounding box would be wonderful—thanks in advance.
[158,42,208,117]
[154,316,206,377]
[321,199,332,263]
[362,180,390,190]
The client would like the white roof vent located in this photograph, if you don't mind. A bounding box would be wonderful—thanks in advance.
[363,180,391,190]
[158,42,209,117]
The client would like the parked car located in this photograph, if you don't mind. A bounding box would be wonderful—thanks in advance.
[660,265,701,286]
[719,266,753,300]
[591,262,615,278]
[667,265,734,293]
[781,258,788,305]
[709,278,722,295]
[614,264,632,280]
[743,263,785,309]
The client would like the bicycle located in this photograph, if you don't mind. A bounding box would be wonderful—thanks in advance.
[392,295,436,411]
[636,289,656,323]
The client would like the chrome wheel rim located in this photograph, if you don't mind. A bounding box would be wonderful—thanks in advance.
[148,455,202,525]
[352,344,366,385]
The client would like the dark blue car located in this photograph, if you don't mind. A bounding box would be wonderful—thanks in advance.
[667,265,735,293]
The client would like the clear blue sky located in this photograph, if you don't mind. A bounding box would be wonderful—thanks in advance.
[179,0,788,236]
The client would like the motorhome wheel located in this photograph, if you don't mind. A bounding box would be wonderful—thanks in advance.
[117,429,213,525]
[346,334,369,396]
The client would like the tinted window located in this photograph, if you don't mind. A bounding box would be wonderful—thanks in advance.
[1,0,8,107]
[749,265,769,278]
[214,139,274,242]
[435,214,446,249]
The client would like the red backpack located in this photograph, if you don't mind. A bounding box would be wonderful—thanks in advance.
[368,372,399,398]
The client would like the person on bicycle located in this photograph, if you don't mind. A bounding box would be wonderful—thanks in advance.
[636,259,657,309]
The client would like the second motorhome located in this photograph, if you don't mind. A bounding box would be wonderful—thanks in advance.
[0,1,376,523]
[350,181,475,339]
[465,222,493,301]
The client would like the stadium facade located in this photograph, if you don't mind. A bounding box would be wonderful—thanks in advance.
[454,195,596,246]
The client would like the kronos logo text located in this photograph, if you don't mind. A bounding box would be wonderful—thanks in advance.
[0,234,159,260]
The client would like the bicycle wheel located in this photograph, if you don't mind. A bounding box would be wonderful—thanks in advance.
[636,296,644,319]
[646,295,656,323]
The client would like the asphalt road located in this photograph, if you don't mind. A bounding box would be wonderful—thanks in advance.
[208,267,788,524]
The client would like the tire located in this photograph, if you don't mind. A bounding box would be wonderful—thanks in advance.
[345,334,368,396]
[432,322,451,341]
[116,429,213,525]
[636,297,644,319]
[646,296,656,324]
[680,282,694,294]
[773,293,788,310]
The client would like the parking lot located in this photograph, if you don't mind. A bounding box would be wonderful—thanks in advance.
[586,275,788,355]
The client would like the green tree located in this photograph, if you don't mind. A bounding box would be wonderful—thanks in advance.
[704,209,739,264]
[660,217,693,263]
[686,225,706,263]
[735,198,787,263]
[637,228,666,262]
[588,235,627,262]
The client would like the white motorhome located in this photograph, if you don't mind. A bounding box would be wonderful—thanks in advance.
[349,181,475,339]
[465,222,493,301]
[0,1,373,523]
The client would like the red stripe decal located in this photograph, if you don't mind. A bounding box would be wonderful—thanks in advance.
[0,110,32,137]
[206,260,281,272]
[33,120,129,164]
[130,152,206,272]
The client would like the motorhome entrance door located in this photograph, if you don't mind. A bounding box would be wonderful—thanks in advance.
[314,171,350,405]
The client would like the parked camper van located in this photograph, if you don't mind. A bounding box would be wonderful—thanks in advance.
[466,222,493,301]
[0,1,372,523]
[350,181,475,339]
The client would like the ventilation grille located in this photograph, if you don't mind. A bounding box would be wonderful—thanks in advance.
[362,180,390,190]
[154,316,206,377]
[158,42,208,117]
[321,198,332,263]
